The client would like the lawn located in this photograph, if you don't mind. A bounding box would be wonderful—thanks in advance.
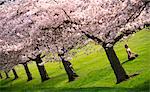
[0,29,150,92]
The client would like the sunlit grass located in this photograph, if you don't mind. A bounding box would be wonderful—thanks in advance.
[0,29,150,92]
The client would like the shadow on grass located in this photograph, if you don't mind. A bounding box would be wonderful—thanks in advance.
[129,73,139,78]
[121,54,139,65]
[0,86,146,92]
[0,78,16,86]
[121,59,134,65]
[0,73,68,89]
[134,80,150,92]
[38,73,68,85]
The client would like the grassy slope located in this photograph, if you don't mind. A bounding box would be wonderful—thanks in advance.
[0,29,150,92]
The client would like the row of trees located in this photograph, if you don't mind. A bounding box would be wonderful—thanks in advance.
[0,0,149,83]
[0,68,18,80]
[0,63,40,81]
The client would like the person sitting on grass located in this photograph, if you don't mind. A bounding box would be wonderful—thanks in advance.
[125,44,138,60]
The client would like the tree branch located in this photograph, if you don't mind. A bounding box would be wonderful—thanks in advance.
[81,31,103,44]
[114,2,148,44]
[28,57,36,61]
[41,55,46,59]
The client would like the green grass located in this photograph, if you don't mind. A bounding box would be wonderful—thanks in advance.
[0,29,150,92]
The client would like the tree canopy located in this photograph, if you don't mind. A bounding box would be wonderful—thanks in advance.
[0,0,149,73]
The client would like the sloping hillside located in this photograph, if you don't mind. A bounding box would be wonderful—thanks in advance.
[0,29,150,92]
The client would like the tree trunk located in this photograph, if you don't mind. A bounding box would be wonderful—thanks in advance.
[23,63,33,81]
[12,68,18,80]
[104,46,129,83]
[35,56,49,82]
[0,73,2,79]
[4,71,10,79]
[61,57,78,82]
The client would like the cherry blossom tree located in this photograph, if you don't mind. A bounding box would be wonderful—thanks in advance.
[42,0,149,83]
[0,0,149,83]
[37,0,149,83]
[0,0,51,82]
[19,56,33,81]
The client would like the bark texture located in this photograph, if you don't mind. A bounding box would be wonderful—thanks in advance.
[104,46,129,83]
[12,68,19,80]
[35,55,50,82]
[4,71,10,79]
[23,63,33,81]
